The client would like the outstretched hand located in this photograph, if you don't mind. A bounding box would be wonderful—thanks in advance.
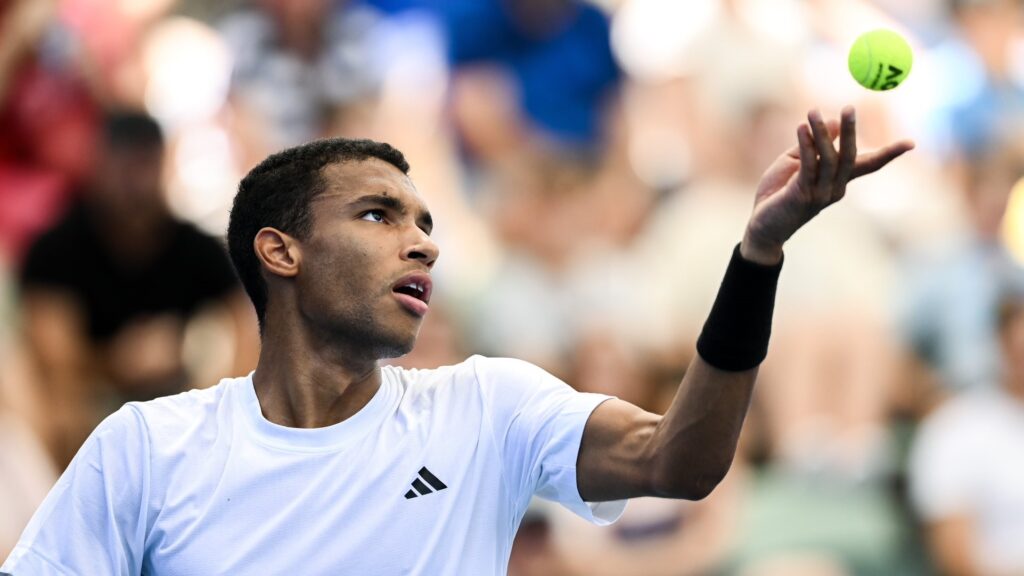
[740,106,914,264]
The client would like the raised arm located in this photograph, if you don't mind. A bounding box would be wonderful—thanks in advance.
[576,107,914,501]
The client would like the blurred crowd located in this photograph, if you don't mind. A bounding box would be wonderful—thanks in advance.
[1,0,1023,574]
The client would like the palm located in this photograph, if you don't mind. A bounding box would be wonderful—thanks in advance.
[744,108,914,251]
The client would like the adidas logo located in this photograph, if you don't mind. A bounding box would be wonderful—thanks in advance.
[404,467,447,499]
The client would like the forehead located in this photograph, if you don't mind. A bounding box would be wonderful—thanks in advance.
[317,158,423,205]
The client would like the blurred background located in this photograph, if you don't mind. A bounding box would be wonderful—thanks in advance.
[2,0,1024,574]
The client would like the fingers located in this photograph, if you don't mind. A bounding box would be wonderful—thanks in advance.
[834,106,857,200]
[786,114,837,161]
[851,140,916,178]
[808,110,838,192]
[797,124,816,192]
[791,107,913,202]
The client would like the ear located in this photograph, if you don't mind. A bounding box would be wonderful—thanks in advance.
[254,227,301,279]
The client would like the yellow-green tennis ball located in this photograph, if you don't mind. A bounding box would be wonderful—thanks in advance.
[848,29,913,91]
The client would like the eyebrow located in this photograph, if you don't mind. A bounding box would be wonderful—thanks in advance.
[351,193,433,234]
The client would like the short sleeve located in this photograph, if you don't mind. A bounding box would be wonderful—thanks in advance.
[908,401,978,521]
[1,406,151,575]
[473,356,626,525]
[20,225,79,291]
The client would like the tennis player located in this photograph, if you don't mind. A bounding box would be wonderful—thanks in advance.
[2,107,912,575]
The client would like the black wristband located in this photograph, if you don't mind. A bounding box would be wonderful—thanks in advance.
[696,244,783,371]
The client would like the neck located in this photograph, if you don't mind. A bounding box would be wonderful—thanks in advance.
[252,315,382,429]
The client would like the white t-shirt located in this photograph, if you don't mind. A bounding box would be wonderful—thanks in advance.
[2,355,624,575]
[909,388,1024,574]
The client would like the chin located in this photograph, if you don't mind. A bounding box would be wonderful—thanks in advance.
[372,333,418,360]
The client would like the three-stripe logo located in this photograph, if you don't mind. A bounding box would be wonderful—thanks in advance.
[404,467,447,499]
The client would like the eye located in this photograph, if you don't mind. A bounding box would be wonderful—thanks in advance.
[360,210,386,223]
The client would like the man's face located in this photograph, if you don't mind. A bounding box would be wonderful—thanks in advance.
[293,158,438,358]
[93,145,166,220]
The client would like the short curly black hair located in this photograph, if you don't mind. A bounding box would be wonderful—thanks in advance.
[227,138,410,329]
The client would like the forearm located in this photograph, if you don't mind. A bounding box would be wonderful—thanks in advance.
[646,358,756,498]
[647,241,781,498]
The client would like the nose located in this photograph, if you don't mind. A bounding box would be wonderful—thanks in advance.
[402,228,439,269]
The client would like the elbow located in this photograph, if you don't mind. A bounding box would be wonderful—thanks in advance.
[647,458,731,501]
[689,470,728,500]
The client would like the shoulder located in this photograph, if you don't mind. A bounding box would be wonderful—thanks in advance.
[381,357,479,399]
[127,377,239,441]
[457,355,581,416]
[454,355,551,383]
[467,355,570,396]
[24,216,76,256]
[32,203,89,245]
[382,356,557,406]
[388,355,551,388]
[20,204,92,282]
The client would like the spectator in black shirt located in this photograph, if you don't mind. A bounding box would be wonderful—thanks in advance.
[19,111,259,469]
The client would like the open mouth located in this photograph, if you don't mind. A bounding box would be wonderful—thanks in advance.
[394,281,428,302]
[392,273,432,316]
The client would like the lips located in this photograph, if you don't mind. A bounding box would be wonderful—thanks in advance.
[391,272,432,316]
